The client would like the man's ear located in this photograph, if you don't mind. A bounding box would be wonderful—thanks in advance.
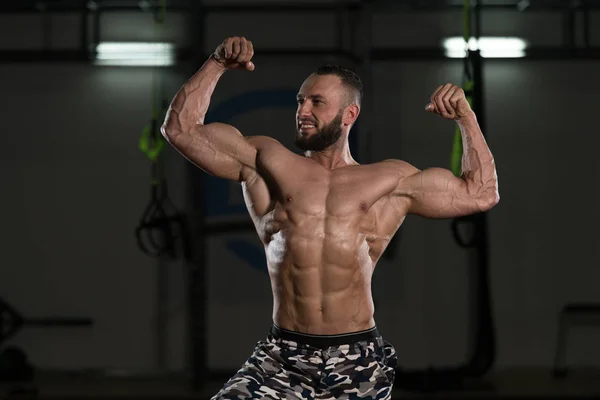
[344,104,360,126]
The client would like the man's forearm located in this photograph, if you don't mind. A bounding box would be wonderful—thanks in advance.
[162,56,226,135]
[456,112,498,198]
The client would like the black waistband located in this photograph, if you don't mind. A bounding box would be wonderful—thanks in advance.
[271,324,379,348]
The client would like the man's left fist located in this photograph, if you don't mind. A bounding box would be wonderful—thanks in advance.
[425,83,472,120]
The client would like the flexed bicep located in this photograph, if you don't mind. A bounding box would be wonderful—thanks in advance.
[165,122,259,182]
[394,163,497,219]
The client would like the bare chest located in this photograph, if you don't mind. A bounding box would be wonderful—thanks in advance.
[258,158,398,235]
[264,182,369,234]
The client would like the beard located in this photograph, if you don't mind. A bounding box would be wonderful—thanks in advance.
[294,111,343,152]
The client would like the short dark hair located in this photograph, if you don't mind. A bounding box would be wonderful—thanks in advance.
[314,64,363,107]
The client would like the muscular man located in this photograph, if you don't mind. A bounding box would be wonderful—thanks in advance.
[162,36,499,400]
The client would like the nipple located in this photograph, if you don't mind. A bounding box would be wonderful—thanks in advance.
[360,202,368,211]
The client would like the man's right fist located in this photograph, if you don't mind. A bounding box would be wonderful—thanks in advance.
[213,36,255,71]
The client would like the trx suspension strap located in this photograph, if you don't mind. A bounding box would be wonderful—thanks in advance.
[135,0,191,261]
[450,0,496,380]
[395,0,496,392]
[450,0,474,177]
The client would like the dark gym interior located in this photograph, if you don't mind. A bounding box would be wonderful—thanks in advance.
[1,0,599,398]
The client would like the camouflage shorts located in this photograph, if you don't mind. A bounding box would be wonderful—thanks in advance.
[211,325,398,400]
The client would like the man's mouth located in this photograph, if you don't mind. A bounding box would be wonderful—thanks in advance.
[299,121,316,131]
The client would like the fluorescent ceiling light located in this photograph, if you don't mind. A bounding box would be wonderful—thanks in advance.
[443,37,527,58]
[94,42,175,66]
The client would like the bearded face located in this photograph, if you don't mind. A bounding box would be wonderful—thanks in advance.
[294,109,344,152]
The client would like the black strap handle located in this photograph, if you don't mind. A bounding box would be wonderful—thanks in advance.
[451,214,478,248]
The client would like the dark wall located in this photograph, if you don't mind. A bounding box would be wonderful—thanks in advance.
[1,3,599,373]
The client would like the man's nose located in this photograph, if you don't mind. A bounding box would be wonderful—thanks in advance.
[297,103,312,117]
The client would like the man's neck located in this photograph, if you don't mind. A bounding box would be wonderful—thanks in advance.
[304,139,357,170]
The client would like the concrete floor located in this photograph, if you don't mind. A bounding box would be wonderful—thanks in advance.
[1,367,599,399]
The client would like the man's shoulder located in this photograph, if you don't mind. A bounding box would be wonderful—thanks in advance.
[366,158,421,177]
[246,135,284,150]
[246,136,300,167]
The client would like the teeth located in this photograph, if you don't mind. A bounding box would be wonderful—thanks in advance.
[301,124,315,129]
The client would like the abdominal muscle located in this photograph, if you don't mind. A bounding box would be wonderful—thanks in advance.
[265,219,377,335]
